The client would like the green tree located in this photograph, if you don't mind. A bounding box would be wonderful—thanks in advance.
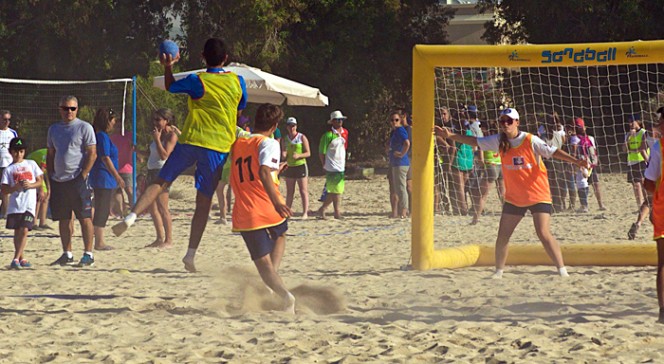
[0,0,173,79]
[478,0,664,44]
[171,0,306,70]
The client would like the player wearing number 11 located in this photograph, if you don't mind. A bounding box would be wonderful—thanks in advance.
[231,104,295,313]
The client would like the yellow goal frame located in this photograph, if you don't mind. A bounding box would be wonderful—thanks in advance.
[411,40,664,270]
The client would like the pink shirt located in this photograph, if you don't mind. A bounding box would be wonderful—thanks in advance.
[110,132,133,174]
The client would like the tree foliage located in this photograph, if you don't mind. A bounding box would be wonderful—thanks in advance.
[0,0,453,166]
[0,0,172,79]
[479,0,664,44]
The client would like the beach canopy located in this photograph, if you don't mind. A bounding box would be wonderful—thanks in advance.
[153,62,329,107]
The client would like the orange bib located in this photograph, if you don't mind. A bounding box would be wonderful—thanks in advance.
[231,135,286,231]
[500,133,552,207]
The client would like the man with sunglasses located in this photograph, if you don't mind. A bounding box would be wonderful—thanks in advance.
[0,110,18,218]
[47,95,97,267]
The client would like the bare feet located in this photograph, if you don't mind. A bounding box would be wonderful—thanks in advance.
[316,207,326,220]
[94,245,114,251]
[301,214,308,220]
[156,241,173,249]
[145,239,164,248]
[182,256,197,273]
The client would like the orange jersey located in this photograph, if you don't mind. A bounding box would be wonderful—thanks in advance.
[500,133,552,207]
[652,138,664,239]
[231,135,286,231]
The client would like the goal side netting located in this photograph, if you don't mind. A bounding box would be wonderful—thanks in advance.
[0,77,136,201]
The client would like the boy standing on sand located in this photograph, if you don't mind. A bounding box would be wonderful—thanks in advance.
[231,104,295,313]
[643,106,664,324]
[2,138,43,269]
[113,38,247,272]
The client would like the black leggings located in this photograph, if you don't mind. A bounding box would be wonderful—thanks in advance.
[93,188,115,227]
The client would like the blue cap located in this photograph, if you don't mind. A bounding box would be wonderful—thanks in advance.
[628,114,641,121]
[467,105,478,112]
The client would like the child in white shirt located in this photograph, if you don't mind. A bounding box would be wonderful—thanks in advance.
[1,138,43,269]
[575,161,591,213]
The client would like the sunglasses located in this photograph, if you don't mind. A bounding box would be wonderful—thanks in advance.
[498,118,515,125]
[333,118,344,122]
[60,106,77,112]
[391,118,400,122]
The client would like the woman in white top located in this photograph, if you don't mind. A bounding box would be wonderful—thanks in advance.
[145,109,178,248]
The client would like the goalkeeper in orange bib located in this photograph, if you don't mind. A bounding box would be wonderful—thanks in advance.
[643,106,664,324]
[231,104,295,313]
[435,108,588,279]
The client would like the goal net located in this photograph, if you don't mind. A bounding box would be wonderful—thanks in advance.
[0,77,136,200]
[411,40,664,270]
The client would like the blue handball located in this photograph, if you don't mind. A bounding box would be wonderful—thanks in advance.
[159,40,179,59]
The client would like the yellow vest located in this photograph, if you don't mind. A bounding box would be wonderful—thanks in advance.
[180,71,243,153]
[627,128,647,163]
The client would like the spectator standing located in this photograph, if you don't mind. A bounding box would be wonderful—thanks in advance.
[110,130,134,216]
[144,108,178,247]
[47,95,97,267]
[2,137,43,269]
[625,114,649,210]
[26,148,51,229]
[282,117,311,218]
[388,112,410,218]
[90,108,124,251]
[317,110,347,219]
[0,110,18,217]
[572,117,606,211]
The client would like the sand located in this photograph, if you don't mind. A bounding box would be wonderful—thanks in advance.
[0,173,663,363]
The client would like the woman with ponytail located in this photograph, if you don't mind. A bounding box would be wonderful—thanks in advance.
[434,107,588,279]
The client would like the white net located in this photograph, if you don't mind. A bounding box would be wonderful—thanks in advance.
[0,78,132,152]
[433,64,664,245]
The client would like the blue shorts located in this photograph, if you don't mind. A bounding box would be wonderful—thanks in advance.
[240,220,288,261]
[158,143,229,197]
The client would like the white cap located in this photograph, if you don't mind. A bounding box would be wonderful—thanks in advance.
[500,108,520,120]
[286,117,297,125]
[328,110,347,122]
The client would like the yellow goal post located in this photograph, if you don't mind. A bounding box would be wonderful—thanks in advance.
[411,40,664,270]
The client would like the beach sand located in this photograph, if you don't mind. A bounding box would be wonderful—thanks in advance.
[0,173,663,363]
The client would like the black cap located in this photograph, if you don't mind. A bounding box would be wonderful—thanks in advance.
[9,137,26,151]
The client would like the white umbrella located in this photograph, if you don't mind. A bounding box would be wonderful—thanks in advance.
[153,62,329,107]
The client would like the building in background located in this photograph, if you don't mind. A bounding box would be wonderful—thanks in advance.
[445,0,493,45]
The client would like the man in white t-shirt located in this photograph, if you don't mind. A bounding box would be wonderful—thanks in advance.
[317,110,347,219]
[0,110,18,217]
